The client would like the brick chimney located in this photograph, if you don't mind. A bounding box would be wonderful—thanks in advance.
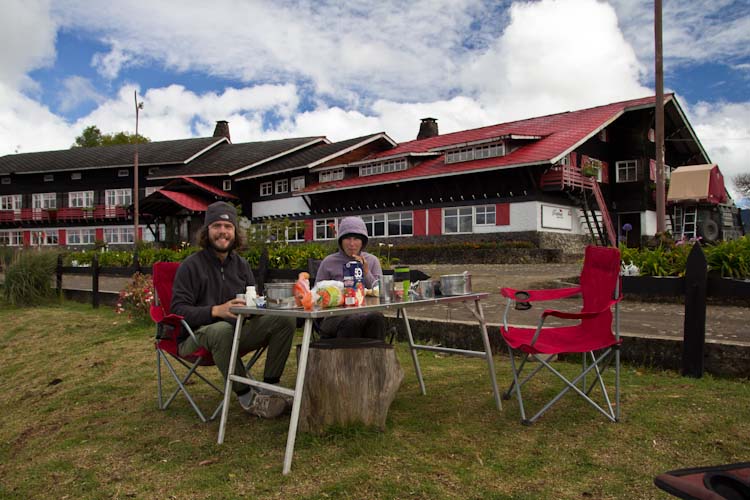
[417,117,438,140]
[213,120,231,142]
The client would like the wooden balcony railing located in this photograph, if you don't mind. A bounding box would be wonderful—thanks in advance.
[0,206,129,223]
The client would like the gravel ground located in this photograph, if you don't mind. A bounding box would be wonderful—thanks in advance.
[53,262,750,345]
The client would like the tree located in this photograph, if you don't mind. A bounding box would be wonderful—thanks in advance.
[71,125,150,148]
[733,173,750,198]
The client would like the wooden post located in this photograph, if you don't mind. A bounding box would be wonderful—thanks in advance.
[92,254,100,309]
[133,250,140,273]
[56,254,63,298]
[681,242,707,377]
[257,247,269,295]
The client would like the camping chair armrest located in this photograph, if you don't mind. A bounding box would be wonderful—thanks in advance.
[541,297,623,320]
[180,319,199,344]
[500,286,582,302]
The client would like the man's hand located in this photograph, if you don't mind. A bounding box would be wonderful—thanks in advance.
[211,298,246,320]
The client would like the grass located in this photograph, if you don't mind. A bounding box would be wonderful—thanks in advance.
[0,300,748,499]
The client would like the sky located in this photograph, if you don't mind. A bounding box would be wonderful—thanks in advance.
[1,0,748,195]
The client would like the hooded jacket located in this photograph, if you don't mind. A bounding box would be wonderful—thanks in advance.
[316,217,382,288]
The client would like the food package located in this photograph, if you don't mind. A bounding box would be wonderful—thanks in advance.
[312,280,345,308]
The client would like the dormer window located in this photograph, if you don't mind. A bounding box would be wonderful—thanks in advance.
[319,168,344,183]
[359,158,408,177]
[445,141,505,164]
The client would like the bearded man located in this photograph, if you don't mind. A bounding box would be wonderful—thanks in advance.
[171,201,294,418]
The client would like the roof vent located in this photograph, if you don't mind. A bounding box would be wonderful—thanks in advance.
[417,117,439,140]
[213,120,231,142]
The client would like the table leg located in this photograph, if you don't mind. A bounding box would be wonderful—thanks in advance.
[217,312,244,444]
[401,308,426,395]
[282,317,313,475]
[474,300,502,411]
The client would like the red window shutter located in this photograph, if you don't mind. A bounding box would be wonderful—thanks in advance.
[413,209,427,236]
[95,228,104,242]
[496,203,510,225]
[649,159,656,181]
[58,229,66,244]
[303,219,313,241]
[601,161,609,184]
[428,208,442,235]
[580,155,588,170]
[570,152,578,167]
[23,230,31,246]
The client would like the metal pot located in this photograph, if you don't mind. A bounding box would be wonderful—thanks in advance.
[264,282,297,309]
[440,272,472,295]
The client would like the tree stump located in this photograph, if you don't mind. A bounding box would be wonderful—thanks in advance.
[296,338,404,433]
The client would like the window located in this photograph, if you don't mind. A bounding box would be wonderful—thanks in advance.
[314,218,337,240]
[616,160,639,183]
[361,214,386,237]
[1,177,10,185]
[359,158,408,177]
[291,176,305,192]
[1,194,22,211]
[105,189,132,207]
[71,172,82,180]
[104,226,134,244]
[445,142,504,164]
[69,191,94,208]
[387,211,413,236]
[66,228,96,245]
[444,207,473,233]
[475,205,496,225]
[0,230,23,246]
[44,174,54,182]
[557,154,570,167]
[275,179,288,194]
[32,193,56,210]
[145,186,162,197]
[286,221,305,242]
[118,169,129,177]
[223,179,232,191]
[319,168,344,183]
[30,230,58,246]
[260,182,272,196]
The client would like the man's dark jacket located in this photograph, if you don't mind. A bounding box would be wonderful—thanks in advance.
[171,248,255,339]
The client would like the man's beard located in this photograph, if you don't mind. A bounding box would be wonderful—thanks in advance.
[210,235,234,253]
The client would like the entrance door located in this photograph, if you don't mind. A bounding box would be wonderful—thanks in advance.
[618,213,641,248]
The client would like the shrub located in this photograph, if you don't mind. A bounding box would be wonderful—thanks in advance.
[114,272,154,322]
[3,250,59,306]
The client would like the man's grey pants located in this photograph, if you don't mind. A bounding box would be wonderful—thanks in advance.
[178,315,295,394]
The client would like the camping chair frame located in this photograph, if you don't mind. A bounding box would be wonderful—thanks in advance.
[499,246,622,425]
[152,262,265,423]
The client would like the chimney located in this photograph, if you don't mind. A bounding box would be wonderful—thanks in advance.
[213,120,231,142]
[417,117,438,140]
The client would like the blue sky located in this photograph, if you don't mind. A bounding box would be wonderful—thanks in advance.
[1,0,748,192]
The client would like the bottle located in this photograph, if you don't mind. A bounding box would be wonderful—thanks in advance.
[393,266,410,301]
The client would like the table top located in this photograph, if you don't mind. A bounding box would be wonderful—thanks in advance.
[230,292,489,319]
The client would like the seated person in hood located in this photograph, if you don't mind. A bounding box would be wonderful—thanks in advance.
[315,216,386,340]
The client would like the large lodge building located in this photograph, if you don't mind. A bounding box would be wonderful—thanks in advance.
[0,94,741,252]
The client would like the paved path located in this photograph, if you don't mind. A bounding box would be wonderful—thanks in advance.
[57,262,750,345]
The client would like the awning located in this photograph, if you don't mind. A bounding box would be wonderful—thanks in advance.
[140,190,209,216]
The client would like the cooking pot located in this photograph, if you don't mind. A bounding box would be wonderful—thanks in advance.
[440,272,472,296]
[264,282,297,309]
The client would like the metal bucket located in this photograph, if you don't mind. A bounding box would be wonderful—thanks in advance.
[440,272,472,295]
[264,282,297,309]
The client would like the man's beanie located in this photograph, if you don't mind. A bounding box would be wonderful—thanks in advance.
[204,201,238,228]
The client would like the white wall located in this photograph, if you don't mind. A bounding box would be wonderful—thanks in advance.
[252,197,310,218]
[642,210,657,236]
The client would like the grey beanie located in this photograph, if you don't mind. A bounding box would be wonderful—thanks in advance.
[204,201,238,228]
[337,216,369,250]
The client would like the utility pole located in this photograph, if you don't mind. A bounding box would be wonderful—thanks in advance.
[133,91,144,244]
[655,0,666,233]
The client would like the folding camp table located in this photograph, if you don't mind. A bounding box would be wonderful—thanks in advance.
[217,292,500,475]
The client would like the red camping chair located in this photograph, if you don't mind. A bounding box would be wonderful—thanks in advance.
[499,246,623,424]
[151,261,265,422]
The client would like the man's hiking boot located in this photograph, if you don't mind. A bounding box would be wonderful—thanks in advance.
[240,391,286,419]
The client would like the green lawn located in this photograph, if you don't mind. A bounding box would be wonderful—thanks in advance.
[0,301,747,499]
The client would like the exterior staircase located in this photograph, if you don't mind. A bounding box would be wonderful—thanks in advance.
[540,165,617,247]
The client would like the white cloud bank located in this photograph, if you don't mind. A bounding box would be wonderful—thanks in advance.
[0,0,747,194]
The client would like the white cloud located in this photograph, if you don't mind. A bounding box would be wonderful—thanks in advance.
[92,42,133,79]
[0,0,56,90]
[687,100,750,197]
[57,76,106,113]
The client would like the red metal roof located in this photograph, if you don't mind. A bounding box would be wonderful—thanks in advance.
[180,176,238,199]
[300,94,670,195]
[158,190,210,211]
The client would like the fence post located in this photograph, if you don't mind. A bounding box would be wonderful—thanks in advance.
[56,254,63,298]
[133,250,140,273]
[681,242,707,378]
[92,253,100,309]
